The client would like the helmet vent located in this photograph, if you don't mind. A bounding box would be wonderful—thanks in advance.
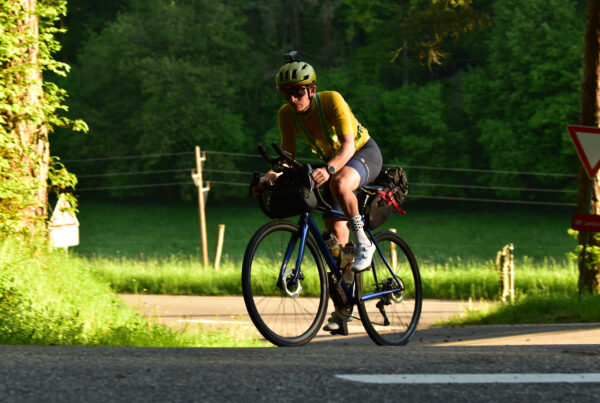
[292,70,297,79]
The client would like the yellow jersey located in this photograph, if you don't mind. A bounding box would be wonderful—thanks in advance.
[278,91,370,160]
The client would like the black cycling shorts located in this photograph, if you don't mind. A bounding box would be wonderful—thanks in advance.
[323,138,383,217]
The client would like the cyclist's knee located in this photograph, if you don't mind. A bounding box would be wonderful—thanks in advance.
[329,174,356,196]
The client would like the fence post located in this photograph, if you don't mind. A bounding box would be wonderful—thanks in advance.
[389,228,398,270]
[496,243,514,302]
[193,146,210,267]
[214,224,225,270]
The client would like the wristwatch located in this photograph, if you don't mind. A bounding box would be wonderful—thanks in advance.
[326,165,336,175]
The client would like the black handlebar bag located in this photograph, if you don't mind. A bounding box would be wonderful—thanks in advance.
[257,166,318,219]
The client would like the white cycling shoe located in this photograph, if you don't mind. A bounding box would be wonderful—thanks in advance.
[352,242,376,272]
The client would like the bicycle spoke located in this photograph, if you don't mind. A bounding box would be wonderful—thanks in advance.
[242,221,328,346]
[357,231,422,346]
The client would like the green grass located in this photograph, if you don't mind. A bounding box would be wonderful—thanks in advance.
[442,294,600,325]
[68,198,597,325]
[0,238,268,347]
[73,198,576,266]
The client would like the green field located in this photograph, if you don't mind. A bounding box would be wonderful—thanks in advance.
[74,197,576,266]
[72,197,582,302]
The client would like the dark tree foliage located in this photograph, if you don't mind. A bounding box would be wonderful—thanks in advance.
[51,0,585,203]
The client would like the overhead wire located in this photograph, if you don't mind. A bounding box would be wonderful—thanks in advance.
[67,149,578,206]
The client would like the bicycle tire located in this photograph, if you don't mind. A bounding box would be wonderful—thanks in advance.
[357,230,422,346]
[242,220,329,346]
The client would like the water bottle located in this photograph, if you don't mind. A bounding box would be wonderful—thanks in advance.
[324,232,341,263]
[341,241,356,270]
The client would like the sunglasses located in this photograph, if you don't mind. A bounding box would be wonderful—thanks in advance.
[281,86,309,99]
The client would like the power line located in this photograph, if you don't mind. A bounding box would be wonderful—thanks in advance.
[64,151,194,163]
[75,167,577,195]
[63,149,577,178]
[411,182,577,194]
[76,181,194,192]
[409,194,575,207]
[77,168,252,178]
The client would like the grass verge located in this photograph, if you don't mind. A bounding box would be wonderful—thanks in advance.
[442,294,600,325]
[0,238,268,347]
[85,254,578,300]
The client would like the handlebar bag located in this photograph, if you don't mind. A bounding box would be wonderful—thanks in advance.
[257,167,318,219]
[359,167,408,229]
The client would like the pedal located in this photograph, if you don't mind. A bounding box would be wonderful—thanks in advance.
[328,320,349,336]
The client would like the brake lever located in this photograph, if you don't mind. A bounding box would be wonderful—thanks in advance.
[272,142,302,168]
[304,163,333,211]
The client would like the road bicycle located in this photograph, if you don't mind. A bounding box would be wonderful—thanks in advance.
[242,143,422,346]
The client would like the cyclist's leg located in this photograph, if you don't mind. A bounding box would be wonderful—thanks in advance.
[322,186,349,245]
[335,139,383,271]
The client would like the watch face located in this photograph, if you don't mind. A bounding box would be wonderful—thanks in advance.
[327,165,335,175]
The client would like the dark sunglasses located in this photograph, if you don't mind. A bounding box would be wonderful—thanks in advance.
[281,86,309,99]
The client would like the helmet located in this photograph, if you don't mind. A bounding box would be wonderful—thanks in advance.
[275,51,316,90]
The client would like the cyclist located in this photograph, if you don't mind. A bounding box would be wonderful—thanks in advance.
[255,52,383,333]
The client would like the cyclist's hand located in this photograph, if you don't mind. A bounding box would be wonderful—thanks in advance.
[311,167,330,188]
[252,172,278,196]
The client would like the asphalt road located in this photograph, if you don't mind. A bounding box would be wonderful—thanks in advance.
[1,344,599,402]
[2,295,598,402]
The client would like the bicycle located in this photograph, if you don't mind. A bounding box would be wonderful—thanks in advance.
[242,142,422,346]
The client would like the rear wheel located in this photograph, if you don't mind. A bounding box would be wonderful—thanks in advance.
[357,230,422,346]
[242,220,328,346]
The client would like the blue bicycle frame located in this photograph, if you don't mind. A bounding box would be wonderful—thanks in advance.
[278,207,404,305]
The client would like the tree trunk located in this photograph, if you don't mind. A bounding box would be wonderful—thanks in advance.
[577,0,600,294]
[7,0,49,233]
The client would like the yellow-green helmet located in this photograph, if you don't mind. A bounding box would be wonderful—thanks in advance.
[275,51,316,90]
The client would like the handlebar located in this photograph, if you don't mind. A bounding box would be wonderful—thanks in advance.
[256,142,333,211]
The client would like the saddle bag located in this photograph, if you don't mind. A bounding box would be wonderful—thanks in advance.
[360,167,408,229]
[257,166,318,219]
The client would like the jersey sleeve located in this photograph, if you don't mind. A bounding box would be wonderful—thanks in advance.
[278,105,295,143]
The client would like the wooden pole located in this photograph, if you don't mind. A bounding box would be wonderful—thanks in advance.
[195,146,209,267]
[214,224,226,270]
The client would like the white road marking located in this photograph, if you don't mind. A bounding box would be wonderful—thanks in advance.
[336,373,600,384]
[177,319,251,325]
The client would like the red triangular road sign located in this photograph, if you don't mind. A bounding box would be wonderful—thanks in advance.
[567,125,600,178]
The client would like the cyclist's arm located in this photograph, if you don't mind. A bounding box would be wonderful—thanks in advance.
[327,133,354,172]
[311,133,354,188]
[256,108,297,189]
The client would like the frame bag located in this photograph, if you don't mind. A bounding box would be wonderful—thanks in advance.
[257,166,318,219]
[361,167,408,229]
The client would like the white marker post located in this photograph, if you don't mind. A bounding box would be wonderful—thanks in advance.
[48,194,79,251]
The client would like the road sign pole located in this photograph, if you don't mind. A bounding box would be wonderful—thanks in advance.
[582,179,594,262]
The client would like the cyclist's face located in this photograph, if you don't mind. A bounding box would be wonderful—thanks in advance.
[281,86,313,112]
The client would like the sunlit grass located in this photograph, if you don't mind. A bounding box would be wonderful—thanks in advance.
[86,253,578,301]
[0,238,269,347]
[442,294,600,325]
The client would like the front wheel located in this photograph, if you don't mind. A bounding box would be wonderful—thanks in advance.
[242,220,328,346]
[357,230,422,346]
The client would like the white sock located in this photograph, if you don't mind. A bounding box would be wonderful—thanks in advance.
[348,215,370,246]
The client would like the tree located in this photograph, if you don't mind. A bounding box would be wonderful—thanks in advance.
[577,0,600,294]
[53,0,254,199]
[461,0,583,198]
[0,0,84,237]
